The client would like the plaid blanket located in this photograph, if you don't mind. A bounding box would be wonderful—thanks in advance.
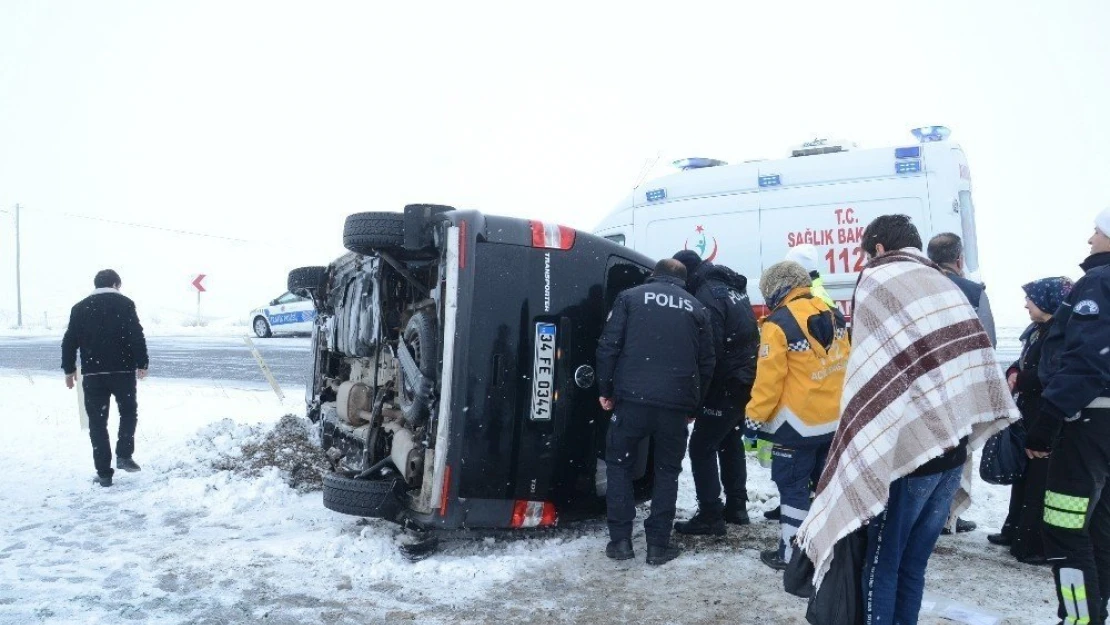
[797,248,1019,589]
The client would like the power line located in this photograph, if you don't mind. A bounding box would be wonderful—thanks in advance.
[21,205,256,243]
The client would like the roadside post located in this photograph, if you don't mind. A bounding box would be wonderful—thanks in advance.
[192,274,207,324]
[243,336,285,401]
[75,368,89,430]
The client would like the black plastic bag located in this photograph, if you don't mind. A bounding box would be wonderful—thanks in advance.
[806,527,868,625]
[784,543,815,598]
[979,421,1028,485]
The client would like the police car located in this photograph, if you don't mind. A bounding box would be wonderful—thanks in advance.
[290,205,657,546]
[594,126,981,319]
[249,291,316,338]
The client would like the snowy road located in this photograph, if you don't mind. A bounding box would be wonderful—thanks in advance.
[0,369,1057,625]
[0,335,312,387]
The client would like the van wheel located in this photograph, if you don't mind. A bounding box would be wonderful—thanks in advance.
[398,309,437,425]
[322,473,402,519]
[343,212,405,255]
[253,316,272,338]
[287,266,327,295]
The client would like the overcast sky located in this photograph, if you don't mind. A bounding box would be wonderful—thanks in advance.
[1,0,1108,328]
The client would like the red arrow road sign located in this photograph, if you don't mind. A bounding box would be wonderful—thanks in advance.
[192,274,207,292]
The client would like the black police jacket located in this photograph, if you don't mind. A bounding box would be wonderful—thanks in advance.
[1039,251,1110,419]
[596,275,716,412]
[688,262,759,392]
[61,289,149,375]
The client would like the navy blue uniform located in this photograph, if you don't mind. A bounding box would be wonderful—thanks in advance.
[685,262,759,516]
[1029,252,1110,625]
[596,274,715,547]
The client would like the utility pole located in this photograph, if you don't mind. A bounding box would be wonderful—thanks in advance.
[14,204,21,328]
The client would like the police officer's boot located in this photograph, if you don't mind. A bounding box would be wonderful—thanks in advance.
[724,500,750,526]
[674,508,726,536]
[605,539,634,561]
[646,543,683,566]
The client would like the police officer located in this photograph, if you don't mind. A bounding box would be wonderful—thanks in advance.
[1026,207,1110,625]
[671,251,759,535]
[596,258,715,565]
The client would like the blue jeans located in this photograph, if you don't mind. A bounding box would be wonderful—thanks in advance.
[862,466,962,625]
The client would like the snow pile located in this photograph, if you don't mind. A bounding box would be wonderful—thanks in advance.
[187,414,327,492]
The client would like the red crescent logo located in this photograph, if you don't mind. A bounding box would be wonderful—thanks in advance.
[705,237,718,262]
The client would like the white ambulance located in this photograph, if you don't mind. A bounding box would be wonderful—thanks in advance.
[592,126,980,319]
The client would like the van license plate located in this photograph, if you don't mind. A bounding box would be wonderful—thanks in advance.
[531,323,556,421]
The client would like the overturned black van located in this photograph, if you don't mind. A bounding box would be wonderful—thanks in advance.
[289,205,658,532]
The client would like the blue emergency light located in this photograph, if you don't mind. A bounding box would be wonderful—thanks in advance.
[646,188,667,202]
[759,174,782,187]
[896,160,922,174]
[911,126,951,143]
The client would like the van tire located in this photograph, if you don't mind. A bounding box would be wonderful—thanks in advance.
[322,473,401,519]
[398,309,437,425]
[287,266,327,295]
[343,212,406,255]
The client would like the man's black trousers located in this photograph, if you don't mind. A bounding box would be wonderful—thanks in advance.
[688,383,751,513]
[83,372,138,478]
[605,401,688,547]
[1044,409,1110,625]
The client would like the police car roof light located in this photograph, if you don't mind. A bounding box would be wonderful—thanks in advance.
[672,157,728,170]
[911,126,951,143]
[531,221,576,250]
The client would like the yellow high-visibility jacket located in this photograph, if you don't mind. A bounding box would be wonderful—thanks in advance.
[746,287,850,445]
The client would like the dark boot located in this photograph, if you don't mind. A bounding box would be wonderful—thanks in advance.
[646,543,682,566]
[95,474,112,487]
[605,539,634,561]
[674,509,727,536]
[724,501,750,526]
[941,517,977,535]
[987,532,1013,546]
[764,506,781,521]
[116,457,141,472]
[760,548,788,571]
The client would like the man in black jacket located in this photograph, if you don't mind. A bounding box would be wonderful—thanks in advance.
[62,270,149,487]
[1026,209,1110,625]
[671,251,759,535]
[596,258,715,565]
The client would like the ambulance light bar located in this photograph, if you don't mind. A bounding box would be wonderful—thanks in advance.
[911,126,951,143]
[790,137,857,157]
[673,158,727,170]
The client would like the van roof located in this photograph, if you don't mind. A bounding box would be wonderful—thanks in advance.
[605,140,964,219]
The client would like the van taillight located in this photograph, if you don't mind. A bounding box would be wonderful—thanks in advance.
[510,500,557,528]
[751,304,770,320]
[439,464,452,516]
[530,221,576,250]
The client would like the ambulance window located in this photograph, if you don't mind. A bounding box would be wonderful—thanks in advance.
[605,257,651,310]
[958,191,979,273]
[604,234,626,246]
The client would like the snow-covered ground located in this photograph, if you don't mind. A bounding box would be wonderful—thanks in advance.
[0,372,1056,625]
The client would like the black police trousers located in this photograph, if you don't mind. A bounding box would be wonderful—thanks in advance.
[83,372,139,478]
[606,401,688,547]
[1044,410,1110,625]
[688,383,751,513]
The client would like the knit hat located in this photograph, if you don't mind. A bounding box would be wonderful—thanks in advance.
[760,261,811,308]
[672,250,703,278]
[1097,206,1110,237]
[785,244,820,275]
[1022,277,1074,315]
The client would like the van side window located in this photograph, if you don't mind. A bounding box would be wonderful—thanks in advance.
[605,257,651,310]
[604,234,626,246]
